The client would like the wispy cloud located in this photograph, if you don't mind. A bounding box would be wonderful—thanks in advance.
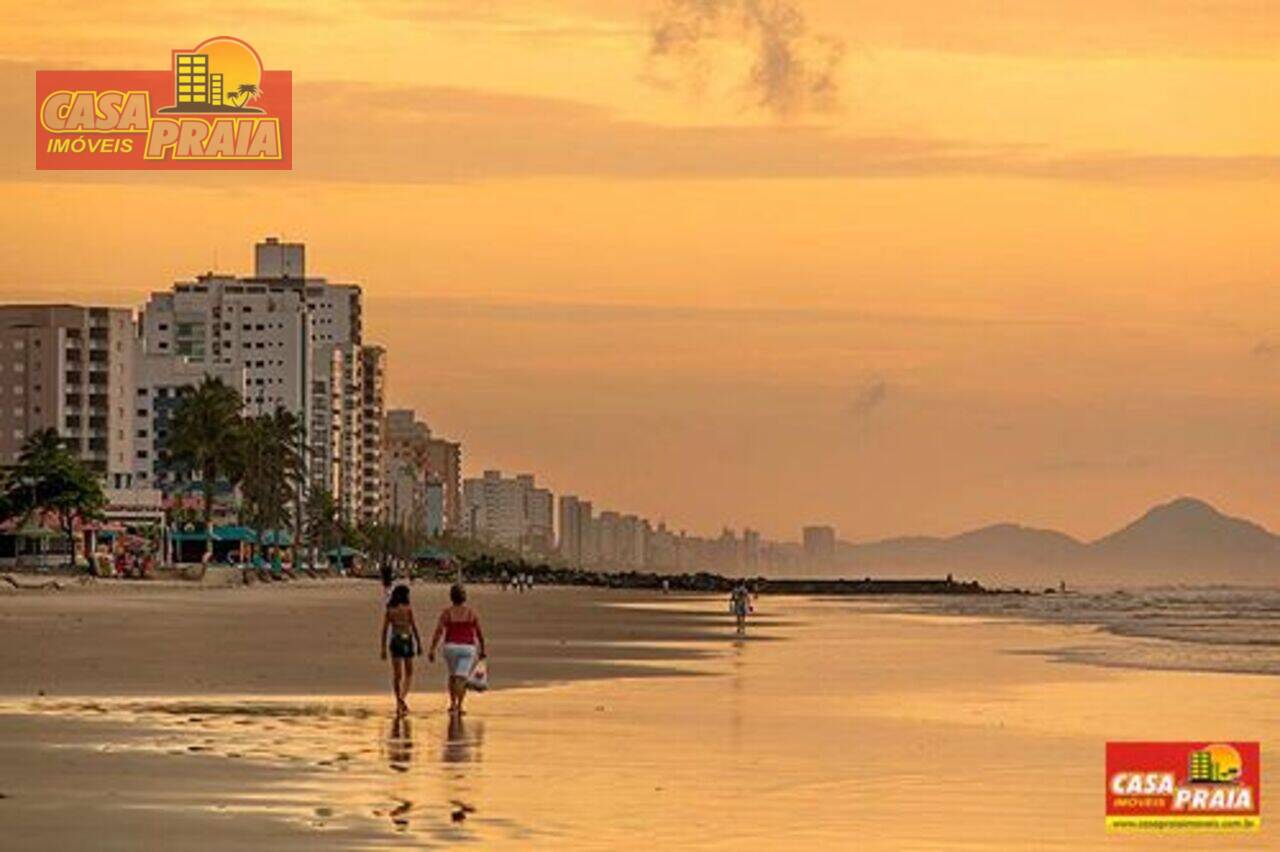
[648,0,844,118]
[1253,340,1280,358]
[848,378,889,420]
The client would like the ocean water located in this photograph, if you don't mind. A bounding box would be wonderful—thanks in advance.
[892,586,1280,676]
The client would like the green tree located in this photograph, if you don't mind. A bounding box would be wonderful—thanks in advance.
[237,407,304,550]
[305,488,340,554]
[165,377,244,551]
[2,429,106,569]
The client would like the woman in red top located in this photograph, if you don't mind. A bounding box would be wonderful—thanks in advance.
[427,583,487,715]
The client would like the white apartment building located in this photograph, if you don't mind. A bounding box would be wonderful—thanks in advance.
[359,346,386,525]
[463,470,555,553]
[140,274,310,416]
[424,480,445,537]
[131,342,245,492]
[518,474,554,553]
[140,238,384,523]
[558,494,584,565]
[0,305,136,487]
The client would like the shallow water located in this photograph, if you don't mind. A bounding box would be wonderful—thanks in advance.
[3,597,1277,849]
[891,587,1280,676]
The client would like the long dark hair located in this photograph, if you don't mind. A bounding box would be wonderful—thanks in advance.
[388,584,410,608]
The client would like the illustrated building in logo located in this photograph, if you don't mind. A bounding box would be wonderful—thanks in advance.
[1188,744,1243,784]
[159,38,265,115]
[173,52,227,107]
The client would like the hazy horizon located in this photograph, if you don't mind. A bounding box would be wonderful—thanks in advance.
[3,1,1277,541]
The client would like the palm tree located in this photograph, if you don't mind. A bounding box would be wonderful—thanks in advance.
[305,488,340,565]
[165,377,244,553]
[237,408,304,552]
[227,83,261,108]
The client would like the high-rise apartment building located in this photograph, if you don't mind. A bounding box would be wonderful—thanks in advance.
[140,238,382,522]
[358,346,386,525]
[131,342,245,492]
[802,525,837,565]
[463,470,554,553]
[424,436,462,531]
[383,409,427,531]
[558,494,584,565]
[424,480,445,537]
[743,528,762,569]
[0,305,136,487]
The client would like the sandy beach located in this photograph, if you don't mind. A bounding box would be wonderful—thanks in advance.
[0,582,1275,849]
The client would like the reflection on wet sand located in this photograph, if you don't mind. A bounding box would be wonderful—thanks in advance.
[384,714,413,771]
[443,712,484,764]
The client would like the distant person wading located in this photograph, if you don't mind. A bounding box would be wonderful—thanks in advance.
[730,583,753,635]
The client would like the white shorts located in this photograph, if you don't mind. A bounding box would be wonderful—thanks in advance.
[442,643,477,677]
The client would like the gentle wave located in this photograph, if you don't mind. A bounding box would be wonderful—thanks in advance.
[896,587,1280,676]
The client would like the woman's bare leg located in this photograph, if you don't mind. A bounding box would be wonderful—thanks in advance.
[392,658,405,712]
[449,676,466,713]
[401,658,414,711]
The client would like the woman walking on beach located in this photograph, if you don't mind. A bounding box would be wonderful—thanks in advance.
[380,585,422,715]
[427,584,487,715]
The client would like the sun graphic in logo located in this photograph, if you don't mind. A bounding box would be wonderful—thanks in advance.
[159,36,266,114]
[1188,743,1244,784]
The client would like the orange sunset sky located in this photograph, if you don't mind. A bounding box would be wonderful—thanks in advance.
[1,1,1276,542]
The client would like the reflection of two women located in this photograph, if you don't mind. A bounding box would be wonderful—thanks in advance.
[384,711,483,768]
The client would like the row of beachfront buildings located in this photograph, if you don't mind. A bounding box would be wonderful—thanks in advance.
[463,468,835,574]
[0,236,837,571]
[0,238,463,537]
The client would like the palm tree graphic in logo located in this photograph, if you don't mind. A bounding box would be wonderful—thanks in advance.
[225,83,260,109]
[159,36,266,114]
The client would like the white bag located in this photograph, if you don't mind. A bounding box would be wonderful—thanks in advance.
[466,659,489,692]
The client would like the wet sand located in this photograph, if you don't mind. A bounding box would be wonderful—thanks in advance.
[0,581,740,697]
[0,587,1276,849]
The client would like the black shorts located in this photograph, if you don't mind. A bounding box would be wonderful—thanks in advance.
[389,634,415,659]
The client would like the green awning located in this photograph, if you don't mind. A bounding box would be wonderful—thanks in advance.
[169,525,291,544]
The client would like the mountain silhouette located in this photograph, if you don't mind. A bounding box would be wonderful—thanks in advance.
[1088,497,1280,582]
[829,497,1279,587]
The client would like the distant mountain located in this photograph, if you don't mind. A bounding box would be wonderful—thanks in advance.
[843,524,1084,575]
[1089,497,1280,583]
[824,497,1280,587]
